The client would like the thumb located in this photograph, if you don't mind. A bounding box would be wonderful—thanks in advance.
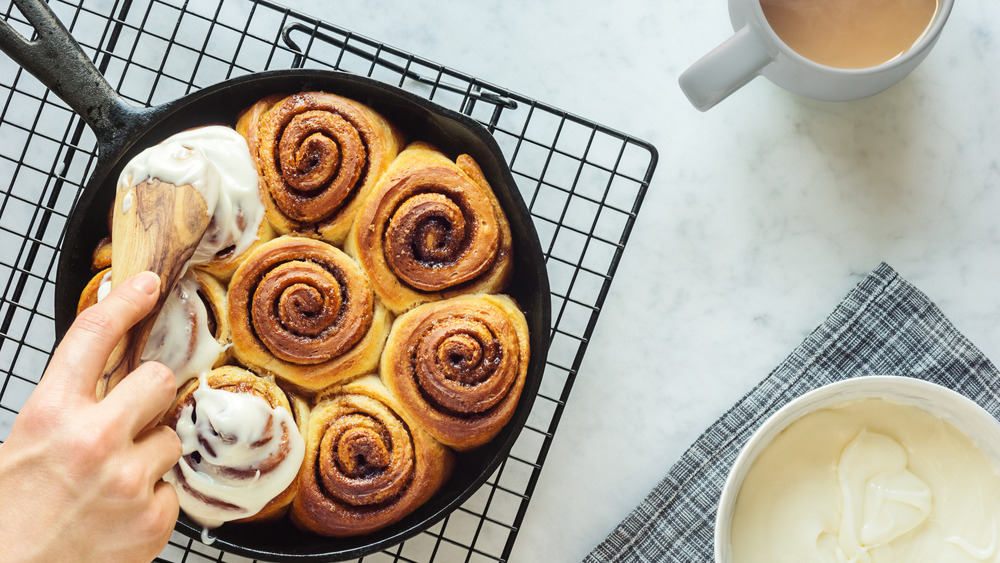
[44,271,160,399]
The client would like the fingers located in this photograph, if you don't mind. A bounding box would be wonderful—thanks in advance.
[46,272,160,399]
[133,424,183,481]
[153,480,180,528]
[102,360,177,438]
[146,481,180,556]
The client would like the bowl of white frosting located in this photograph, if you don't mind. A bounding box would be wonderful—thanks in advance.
[715,375,1000,563]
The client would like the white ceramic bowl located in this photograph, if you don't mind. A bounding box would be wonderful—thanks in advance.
[714,375,1000,562]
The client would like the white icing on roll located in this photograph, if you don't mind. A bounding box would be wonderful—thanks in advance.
[97,272,222,388]
[117,125,265,264]
[142,275,223,387]
[96,270,112,303]
[163,376,305,530]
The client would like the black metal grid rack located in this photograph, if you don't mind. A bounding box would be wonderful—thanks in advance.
[0,0,657,561]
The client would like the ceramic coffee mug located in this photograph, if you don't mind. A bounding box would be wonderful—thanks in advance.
[679,0,954,111]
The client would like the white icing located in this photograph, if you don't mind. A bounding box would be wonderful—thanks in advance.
[163,375,305,529]
[200,527,215,546]
[731,398,1000,562]
[834,430,933,559]
[97,271,222,388]
[96,270,112,303]
[121,191,134,214]
[946,521,998,559]
[141,274,223,387]
[117,125,264,264]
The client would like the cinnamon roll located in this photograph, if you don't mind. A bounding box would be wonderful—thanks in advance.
[91,236,112,271]
[198,216,275,283]
[346,142,513,314]
[237,92,403,245]
[228,236,391,393]
[291,375,453,537]
[380,294,529,451]
[116,125,272,281]
[77,267,111,314]
[285,390,311,439]
[77,268,230,388]
[162,366,306,528]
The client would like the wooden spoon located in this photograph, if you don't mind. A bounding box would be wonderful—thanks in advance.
[97,178,210,399]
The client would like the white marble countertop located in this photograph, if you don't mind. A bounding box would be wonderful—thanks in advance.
[4,0,996,561]
[273,0,1000,561]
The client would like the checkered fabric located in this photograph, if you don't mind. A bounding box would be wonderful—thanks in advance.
[585,263,1000,562]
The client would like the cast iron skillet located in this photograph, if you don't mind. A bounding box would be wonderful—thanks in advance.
[0,0,550,560]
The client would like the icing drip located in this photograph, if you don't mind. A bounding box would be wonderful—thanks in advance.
[200,527,215,546]
[117,125,264,264]
[162,375,305,529]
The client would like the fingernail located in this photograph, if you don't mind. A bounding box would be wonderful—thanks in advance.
[131,271,160,296]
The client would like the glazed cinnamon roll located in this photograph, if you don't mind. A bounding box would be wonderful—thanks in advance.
[291,375,453,537]
[77,267,111,314]
[77,268,230,388]
[237,91,403,245]
[228,236,391,393]
[116,125,273,281]
[380,294,529,451]
[198,213,275,282]
[162,366,306,528]
[346,142,513,314]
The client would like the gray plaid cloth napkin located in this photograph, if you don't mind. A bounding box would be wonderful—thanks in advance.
[585,262,1000,562]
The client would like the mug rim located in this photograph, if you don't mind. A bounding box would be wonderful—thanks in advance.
[749,0,955,76]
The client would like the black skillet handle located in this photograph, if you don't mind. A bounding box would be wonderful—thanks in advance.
[0,0,149,154]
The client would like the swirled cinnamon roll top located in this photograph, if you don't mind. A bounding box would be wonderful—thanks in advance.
[380,294,530,451]
[237,91,404,245]
[347,142,514,314]
[291,375,453,537]
[161,366,306,527]
[228,236,391,393]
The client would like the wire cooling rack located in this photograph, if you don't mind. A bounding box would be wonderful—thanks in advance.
[0,0,657,561]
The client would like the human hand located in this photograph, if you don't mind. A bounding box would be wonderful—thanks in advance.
[0,271,182,563]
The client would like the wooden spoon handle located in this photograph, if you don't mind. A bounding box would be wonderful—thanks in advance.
[98,178,210,399]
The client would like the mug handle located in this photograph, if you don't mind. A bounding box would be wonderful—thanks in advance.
[678,25,773,112]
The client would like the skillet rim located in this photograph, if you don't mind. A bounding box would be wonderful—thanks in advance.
[53,68,551,561]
